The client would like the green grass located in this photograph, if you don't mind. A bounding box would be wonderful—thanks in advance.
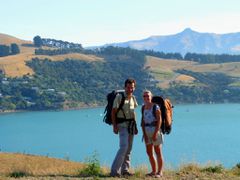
[150,70,175,79]
[229,82,240,87]
[202,164,224,173]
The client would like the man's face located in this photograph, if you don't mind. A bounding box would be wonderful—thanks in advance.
[125,83,135,95]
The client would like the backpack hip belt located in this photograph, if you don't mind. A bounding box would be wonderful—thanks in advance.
[116,118,135,124]
[116,118,137,135]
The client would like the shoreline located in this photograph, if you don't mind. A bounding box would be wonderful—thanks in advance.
[0,104,105,115]
[1,102,240,115]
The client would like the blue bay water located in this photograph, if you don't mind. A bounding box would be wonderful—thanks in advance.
[0,104,240,168]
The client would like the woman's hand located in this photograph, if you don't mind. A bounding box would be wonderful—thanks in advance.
[152,132,158,141]
[144,134,148,143]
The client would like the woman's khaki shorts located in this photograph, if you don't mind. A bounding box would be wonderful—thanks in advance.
[145,130,163,146]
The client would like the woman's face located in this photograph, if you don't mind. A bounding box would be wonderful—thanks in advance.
[143,92,152,103]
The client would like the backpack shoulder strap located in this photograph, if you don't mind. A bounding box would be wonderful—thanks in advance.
[118,92,125,110]
[141,105,144,114]
[152,104,157,118]
[141,105,145,127]
[116,92,126,119]
[132,95,136,102]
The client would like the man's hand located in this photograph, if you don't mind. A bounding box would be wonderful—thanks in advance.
[134,128,138,135]
[113,125,118,134]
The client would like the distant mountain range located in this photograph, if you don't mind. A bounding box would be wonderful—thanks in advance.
[105,28,240,55]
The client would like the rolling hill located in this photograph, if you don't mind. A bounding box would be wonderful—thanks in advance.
[0,33,240,111]
[0,33,31,45]
[145,56,240,89]
[0,33,103,77]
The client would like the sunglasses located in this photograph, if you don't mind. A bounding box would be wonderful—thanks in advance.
[143,95,150,98]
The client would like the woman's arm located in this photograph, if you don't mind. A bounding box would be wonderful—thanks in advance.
[153,108,161,141]
[141,109,148,143]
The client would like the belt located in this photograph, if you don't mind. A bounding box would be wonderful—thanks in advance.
[144,121,157,127]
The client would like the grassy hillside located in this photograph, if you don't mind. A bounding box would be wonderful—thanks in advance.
[0,33,103,77]
[0,153,239,179]
[0,33,31,45]
[1,33,240,110]
[146,56,240,89]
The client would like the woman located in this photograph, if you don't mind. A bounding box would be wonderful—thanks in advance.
[141,90,164,178]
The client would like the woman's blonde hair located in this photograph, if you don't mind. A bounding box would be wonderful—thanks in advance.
[143,90,152,96]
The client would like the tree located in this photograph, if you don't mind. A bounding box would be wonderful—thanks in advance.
[0,45,10,57]
[33,35,43,47]
[10,43,20,55]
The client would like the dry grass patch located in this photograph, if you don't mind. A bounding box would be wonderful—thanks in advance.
[0,50,103,77]
[0,54,34,77]
[145,55,240,77]
[187,62,240,77]
[0,33,104,77]
[0,153,239,179]
[0,33,31,45]
[145,56,197,88]
[145,56,197,72]
[0,152,84,176]
[175,74,195,82]
[34,53,104,62]
[145,56,240,88]
[174,74,196,87]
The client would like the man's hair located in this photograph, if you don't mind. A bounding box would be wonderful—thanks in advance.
[124,78,136,87]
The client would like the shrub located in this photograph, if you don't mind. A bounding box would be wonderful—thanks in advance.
[231,163,240,176]
[78,151,103,177]
[236,163,240,169]
[9,171,29,178]
[202,164,224,173]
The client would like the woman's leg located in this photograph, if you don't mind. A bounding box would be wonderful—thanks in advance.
[154,144,164,176]
[146,144,156,174]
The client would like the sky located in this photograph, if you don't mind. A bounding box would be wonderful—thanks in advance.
[1,0,240,47]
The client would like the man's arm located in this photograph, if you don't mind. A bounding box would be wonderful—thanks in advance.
[112,107,118,134]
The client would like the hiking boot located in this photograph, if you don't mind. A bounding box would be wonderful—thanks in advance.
[122,171,134,177]
[110,172,121,178]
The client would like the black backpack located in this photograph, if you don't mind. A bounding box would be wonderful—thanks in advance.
[141,96,173,134]
[103,90,125,125]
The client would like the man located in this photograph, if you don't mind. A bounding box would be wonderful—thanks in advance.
[110,78,138,177]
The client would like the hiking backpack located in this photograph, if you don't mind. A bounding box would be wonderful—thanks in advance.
[103,90,125,125]
[142,96,173,134]
[152,96,173,134]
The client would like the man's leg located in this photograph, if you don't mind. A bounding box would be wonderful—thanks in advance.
[121,134,134,174]
[110,127,129,176]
